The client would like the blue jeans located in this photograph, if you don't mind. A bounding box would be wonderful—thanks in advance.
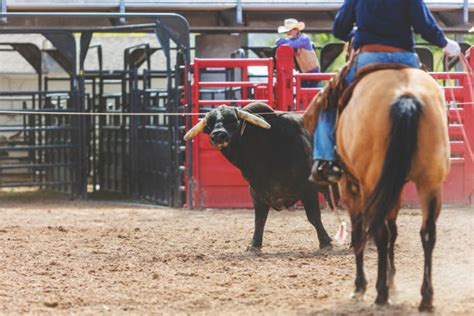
[344,52,420,84]
[302,79,320,88]
[302,67,321,88]
[313,52,420,161]
[313,109,336,160]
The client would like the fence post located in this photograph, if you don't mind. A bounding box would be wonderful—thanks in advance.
[129,69,140,198]
[275,45,294,111]
[464,47,474,203]
[73,75,88,198]
[187,60,200,209]
[267,58,274,107]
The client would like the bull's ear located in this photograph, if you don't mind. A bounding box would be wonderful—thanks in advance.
[183,117,208,141]
[237,109,271,129]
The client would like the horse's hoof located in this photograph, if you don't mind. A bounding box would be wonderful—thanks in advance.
[246,245,262,253]
[389,282,398,295]
[350,291,365,301]
[374,295,389,306]
[418,300,434,312]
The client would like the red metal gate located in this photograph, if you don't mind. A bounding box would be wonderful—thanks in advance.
[294,48,474,205]
[188,58,273,208]
[186,46,474,208]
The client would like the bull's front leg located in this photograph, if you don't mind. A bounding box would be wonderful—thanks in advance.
[247,192,270,252]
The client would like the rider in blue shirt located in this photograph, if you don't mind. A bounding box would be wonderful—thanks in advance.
[310,0,461,184]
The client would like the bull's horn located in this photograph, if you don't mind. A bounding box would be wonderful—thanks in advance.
[183,117,207,141]
[237,110,271,129]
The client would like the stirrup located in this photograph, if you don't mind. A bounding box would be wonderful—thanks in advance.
[326,162,343,183]
[309,160,343,185]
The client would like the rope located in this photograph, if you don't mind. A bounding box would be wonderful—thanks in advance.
[328,184,348,244]
[0,101,473,117]
[0,110,203,116]
[0,61,472,118]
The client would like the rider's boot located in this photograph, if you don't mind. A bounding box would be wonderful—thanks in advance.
[309,160,343,185]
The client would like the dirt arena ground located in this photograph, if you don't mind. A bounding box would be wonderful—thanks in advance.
[0,192,472,315]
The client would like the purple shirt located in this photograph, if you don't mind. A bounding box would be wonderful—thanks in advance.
[275,34,313,51]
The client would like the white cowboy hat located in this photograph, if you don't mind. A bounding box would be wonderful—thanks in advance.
[278,18,305,34]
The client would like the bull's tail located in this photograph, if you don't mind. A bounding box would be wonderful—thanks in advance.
[368,94,422,233]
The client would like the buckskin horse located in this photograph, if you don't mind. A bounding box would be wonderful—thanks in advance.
[333,67,450,311]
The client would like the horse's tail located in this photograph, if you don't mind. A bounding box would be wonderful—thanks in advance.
[368,94,423,233]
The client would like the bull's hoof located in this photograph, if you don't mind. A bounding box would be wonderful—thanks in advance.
[246,245,262,253]
[418,299,434,312]
[319,242,333,251]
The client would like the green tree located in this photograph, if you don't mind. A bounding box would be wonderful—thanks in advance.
[268,32,472,73]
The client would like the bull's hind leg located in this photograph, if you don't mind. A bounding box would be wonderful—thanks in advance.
[418,186,442,312]
[302,187,332,249]
[321,183,340,209]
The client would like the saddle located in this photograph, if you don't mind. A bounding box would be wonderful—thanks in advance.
[303,61,411,134]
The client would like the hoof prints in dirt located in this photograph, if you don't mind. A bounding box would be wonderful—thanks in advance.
[0,202,471,314]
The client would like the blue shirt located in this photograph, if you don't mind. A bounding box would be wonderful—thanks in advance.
[275,33,313,51]
[333,0,447,52]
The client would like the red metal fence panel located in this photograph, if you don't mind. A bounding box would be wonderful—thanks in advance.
[188,58,273,208]
[293,50,474,205]
[186,46,474,208]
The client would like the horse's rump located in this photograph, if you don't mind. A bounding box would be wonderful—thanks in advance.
[336,68,450,220]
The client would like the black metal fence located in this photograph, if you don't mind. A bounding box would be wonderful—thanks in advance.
[0,13,191,207]
[0,91,82,193]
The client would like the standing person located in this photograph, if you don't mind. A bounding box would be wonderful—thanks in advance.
[275,18,321,88]
[309,0,462,184]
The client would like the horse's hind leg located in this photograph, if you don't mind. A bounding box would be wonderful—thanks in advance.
[371,198,401,306]
[342,178,367,299]
[387,218,398,291]
[418,186,442,312]
[387,203,401,291]
[374,218,390,305]
[350,212,367,300]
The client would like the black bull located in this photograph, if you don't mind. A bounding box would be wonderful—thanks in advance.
[184,102,335,251]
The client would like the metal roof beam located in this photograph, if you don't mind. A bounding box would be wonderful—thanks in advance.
[0,10,470,34]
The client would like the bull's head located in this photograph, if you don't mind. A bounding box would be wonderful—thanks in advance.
[183,105,271,150]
